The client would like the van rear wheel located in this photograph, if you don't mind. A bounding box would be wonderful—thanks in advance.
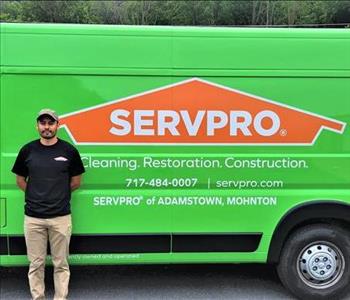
[277,224,350,300]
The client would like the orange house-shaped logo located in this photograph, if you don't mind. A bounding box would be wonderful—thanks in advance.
[59,78,346,146]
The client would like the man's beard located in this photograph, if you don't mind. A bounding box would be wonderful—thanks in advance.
[40,130,56,140]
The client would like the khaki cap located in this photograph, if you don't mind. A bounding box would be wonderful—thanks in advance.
[37,109,59,122]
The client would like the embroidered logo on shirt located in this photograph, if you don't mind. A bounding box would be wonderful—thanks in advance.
[54,156,68,161]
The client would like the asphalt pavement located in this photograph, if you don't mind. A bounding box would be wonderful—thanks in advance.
[1,263,300,299]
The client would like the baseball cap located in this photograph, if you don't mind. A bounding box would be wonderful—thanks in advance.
[37,109,59,122]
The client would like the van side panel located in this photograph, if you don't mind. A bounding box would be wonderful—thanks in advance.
[1,24,349,266]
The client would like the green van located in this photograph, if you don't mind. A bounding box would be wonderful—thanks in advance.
[1,23,349,300]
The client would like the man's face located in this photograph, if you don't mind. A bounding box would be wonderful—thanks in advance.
[37,117,59,139]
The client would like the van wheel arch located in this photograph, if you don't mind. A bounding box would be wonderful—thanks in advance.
[267,201,350,264]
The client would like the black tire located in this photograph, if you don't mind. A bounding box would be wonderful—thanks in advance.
[277,224,350,300]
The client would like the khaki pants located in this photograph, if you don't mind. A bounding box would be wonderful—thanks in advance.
[24,215,72,300]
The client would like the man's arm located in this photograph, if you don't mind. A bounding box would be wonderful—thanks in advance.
[71,175,82,191]
[16,175,27,192]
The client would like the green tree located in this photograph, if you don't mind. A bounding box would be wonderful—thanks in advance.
[1,1,349,26]
[19,1,95,23]
[0,1,23,22]
[90,1,123,24]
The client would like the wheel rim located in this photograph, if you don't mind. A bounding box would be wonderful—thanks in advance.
[297,241,346,289]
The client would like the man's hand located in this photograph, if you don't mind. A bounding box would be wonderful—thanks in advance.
[16,175,27,192]
[71,175,82,191]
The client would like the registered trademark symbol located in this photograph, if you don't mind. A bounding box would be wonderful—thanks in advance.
[280,129,287,136]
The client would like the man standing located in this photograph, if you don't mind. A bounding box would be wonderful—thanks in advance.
[12,109,85,300]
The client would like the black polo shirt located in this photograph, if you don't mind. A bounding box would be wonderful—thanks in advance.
[12,139,85,218]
